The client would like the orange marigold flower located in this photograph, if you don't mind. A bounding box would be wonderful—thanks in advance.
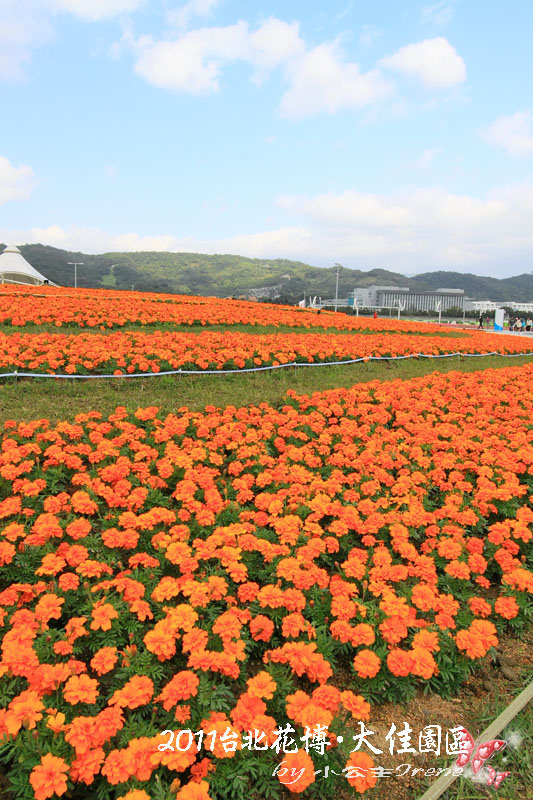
[409,646,438,679]
[90,646,118,675]
[176,781,212,800]
[71,491,98,515]
[276,750,315,793]
[411,630,440,652]
[63,675,99,706]
[353,649,381,679]
[494,596,519,619]
[387,648,413,677]
[249,615,274,642]
[345,751,377,792]
[246,671,276,700]
[109,675,154,710]
[340,691,371,721]
[70,747,105,786]
[90,602,118,631]
[5,690,44,736]
[101,749,134,785]
[157,671,199,711]
[29,754,69,800]
[117,791,151,800]
[456,619,498,659]
[468,597,492,618]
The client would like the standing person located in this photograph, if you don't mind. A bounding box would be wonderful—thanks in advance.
[526,317,532,332]
[521,317,526,332]
[478,314,484,329]
[373,310,377,319]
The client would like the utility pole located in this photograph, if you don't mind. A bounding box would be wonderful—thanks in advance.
[68,262,84,289]
[334,263,341,312]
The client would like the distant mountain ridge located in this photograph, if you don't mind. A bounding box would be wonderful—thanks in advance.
[2,243,533,303]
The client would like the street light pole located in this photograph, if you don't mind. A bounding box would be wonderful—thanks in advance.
[334,263,341,312]
[67,262,84,289]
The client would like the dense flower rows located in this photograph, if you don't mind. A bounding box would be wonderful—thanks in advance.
[0,365,531,799]
[0,286,461,333]
[0,327,531,376]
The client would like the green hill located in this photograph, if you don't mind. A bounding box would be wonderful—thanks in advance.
[415,270,533,302]
[2,243,533,303]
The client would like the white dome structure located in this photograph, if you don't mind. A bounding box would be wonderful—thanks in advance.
[0,245,55,286]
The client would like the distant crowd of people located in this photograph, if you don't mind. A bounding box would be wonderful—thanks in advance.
[478,314,532,331]
[509,317,532,332]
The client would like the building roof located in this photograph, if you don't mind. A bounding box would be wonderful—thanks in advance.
[0,245,53,285]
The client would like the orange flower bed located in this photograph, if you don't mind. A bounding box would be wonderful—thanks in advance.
[0,327,531,376]
[0,285,462,333]
[0,366,532,800]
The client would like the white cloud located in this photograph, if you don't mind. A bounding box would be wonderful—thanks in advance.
[0,1,53,80]
[421,1,456,28]
[122,13,389,114]
[48,0,144,22]
[280,42,390,119]
[129,23,467,116]
[4,181,533,276]
[167,0,221,30]
[380,37,466,87]
[0,0,144,81]
[29,225,68,243]
[132,17,308,96]
[133,22,250,93]
[482,111,533,157]
[412,147,441,170]
[249,18,305,75]
[0,156,37,205]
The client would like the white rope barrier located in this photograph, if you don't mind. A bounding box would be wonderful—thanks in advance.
[1,350,532,380]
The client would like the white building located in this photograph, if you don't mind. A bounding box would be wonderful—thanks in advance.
[464,298,533,314]
[348,285,465,312]
[0,245,54,286]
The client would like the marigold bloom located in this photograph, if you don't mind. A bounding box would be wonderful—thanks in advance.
[276,750,315,793]
[246,671,276,700]
[249,615,274,641]
[157,671,199,710]
[340,691,371,721]
[387,648,413,677]
[90,602,118,631]
[345,751,377,792]
[494,596,519,619]
[90,646,118,675]
[63,675,99,705]
[29,754,69,800]
[353,649,381,679]
[109,675,154,710]
[176,781,212,800]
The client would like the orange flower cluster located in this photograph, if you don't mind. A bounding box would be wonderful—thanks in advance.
[0,326,531,376]
[0,364,531,799]
[0,284,473,333]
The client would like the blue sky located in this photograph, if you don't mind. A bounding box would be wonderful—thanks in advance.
[1,0,533,277]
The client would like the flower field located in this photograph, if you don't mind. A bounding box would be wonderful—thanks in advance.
[0,287,531,377]
[0,286,466,332]
[0,361,532,800]
[0,327,531,376]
